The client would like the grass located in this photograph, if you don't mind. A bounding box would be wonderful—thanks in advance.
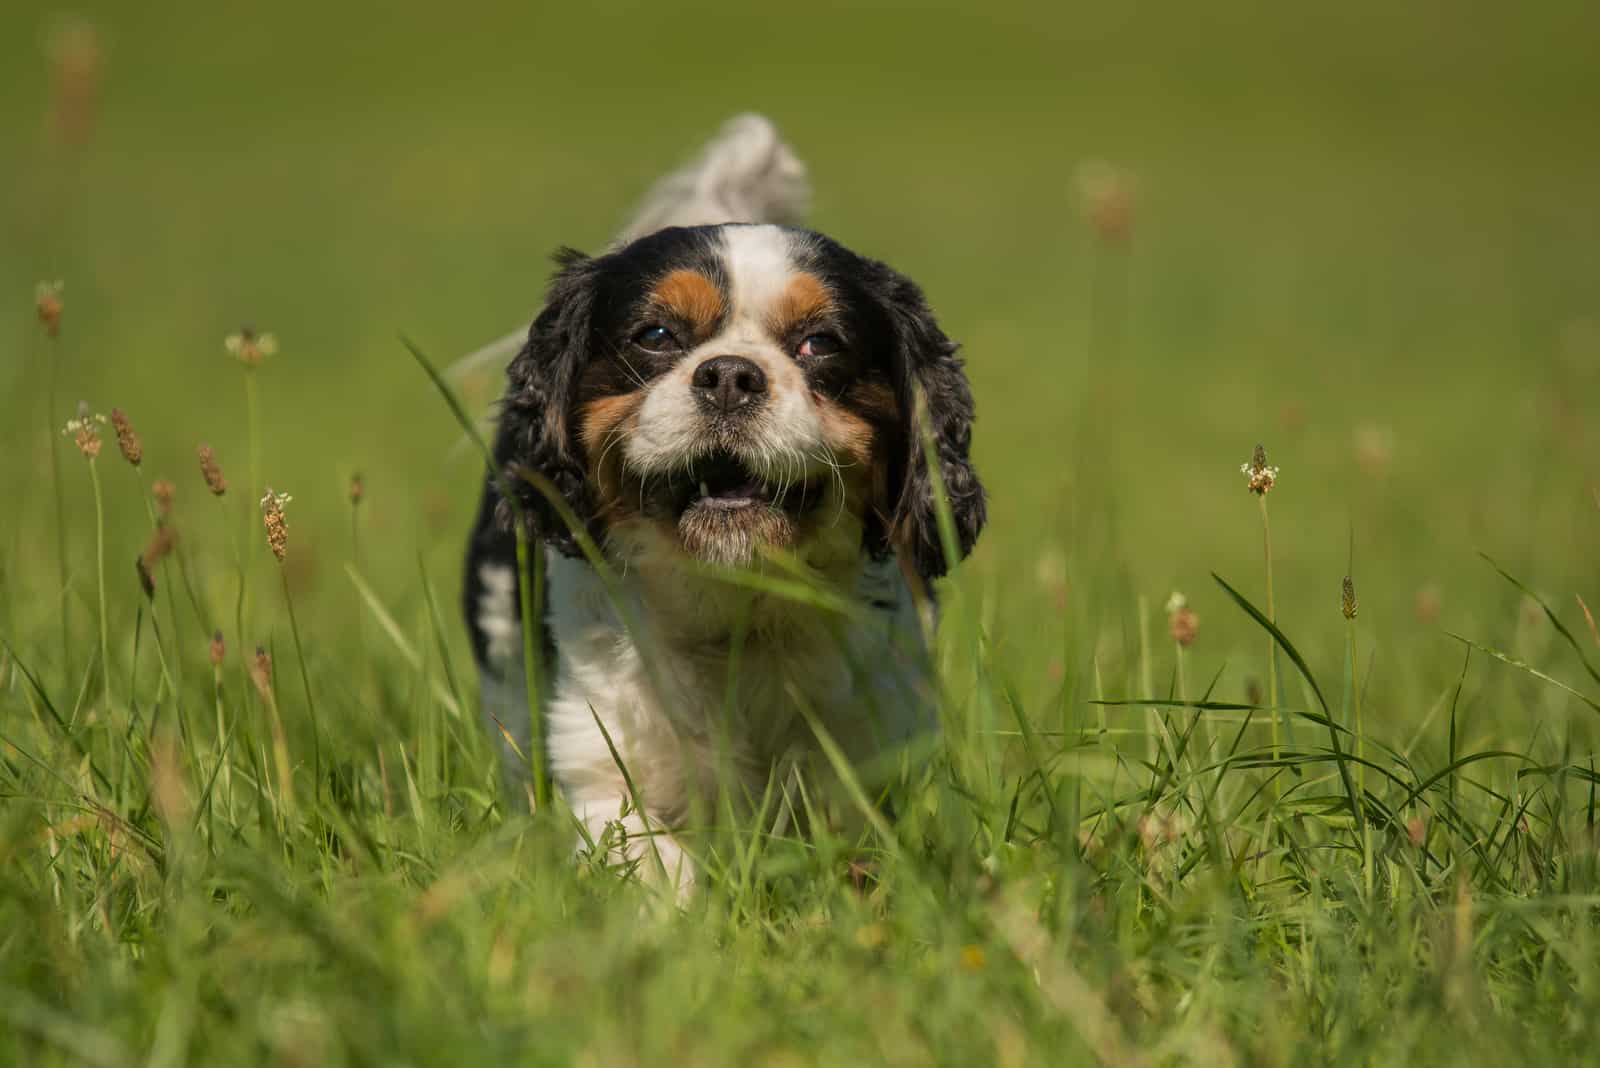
[3,0,1600,1063]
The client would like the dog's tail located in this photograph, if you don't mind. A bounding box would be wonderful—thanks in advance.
[615,113,809,241]
[449,115,808,383]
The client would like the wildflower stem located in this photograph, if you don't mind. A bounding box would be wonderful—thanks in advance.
[261,677,295,824]
[351,491,369,688]
[137,469,184,688]
[218,494,249,715]
[46,348,69,685]
[1259,494,1280,790]
[244,367,261,505]
[1348,612,1370,894]
[213,659,232,811]
[1138,593,1154,765]
[88,456,109,697]
[242,368,261,624]
[1176,640,1203,784]
[280,568,321,806]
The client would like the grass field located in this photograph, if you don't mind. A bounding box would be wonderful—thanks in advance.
[3,1,1600,1063]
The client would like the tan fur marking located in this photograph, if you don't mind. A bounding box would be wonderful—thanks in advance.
[579,393,643,522]
[814,395,876,469]
[651,270,724,337]
[766,273,833,335]
[579,393,640,456]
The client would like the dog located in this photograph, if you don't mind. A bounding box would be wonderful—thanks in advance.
[462,115,985,891]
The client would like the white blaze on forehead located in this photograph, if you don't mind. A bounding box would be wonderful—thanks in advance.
[720,224,798,320]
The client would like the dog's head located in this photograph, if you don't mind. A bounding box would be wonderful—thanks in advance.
[493,223,984,579]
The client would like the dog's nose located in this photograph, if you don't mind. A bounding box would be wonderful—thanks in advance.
[691,356,768,414]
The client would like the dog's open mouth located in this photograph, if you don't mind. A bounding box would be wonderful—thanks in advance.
[664,450,824,519]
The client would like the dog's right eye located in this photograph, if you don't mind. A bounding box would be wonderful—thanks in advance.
[634,325,679,353]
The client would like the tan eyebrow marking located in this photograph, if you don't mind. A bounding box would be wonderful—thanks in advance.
[765,272,834,336]
[649,269,725,337]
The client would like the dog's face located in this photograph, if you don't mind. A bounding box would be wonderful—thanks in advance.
[494,223,984,579]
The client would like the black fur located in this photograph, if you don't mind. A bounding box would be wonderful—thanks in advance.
[488,248,604,554]
[799,235,986,580]
[870,260,986,580]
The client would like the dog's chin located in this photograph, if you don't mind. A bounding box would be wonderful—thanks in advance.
[677,501,796,566]
[632,448,832,567]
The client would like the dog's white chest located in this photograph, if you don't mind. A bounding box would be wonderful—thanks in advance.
[536,553,934,825]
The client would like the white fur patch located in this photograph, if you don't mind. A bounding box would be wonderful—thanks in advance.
[721,224,795,317]
[535,547,933,896]
[475,564,520,667]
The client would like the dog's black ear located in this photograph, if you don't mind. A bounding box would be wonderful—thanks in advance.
[492,248,602,555]
[871,263,986,580]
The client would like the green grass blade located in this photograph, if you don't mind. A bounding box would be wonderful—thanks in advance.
[1212,571,1363,836]
[1446,632,1600,716]
[1479,553,1600,689]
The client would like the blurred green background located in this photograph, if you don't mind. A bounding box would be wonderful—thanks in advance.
[2,0,1597,724]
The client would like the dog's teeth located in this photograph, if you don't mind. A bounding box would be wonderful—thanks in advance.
[699,481,709,499]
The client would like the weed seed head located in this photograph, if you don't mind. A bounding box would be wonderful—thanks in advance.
[109,408,142,466]
[1415,585,1441,625]
[140,524,176,572]
[1075,160,1135,245]
[209,630,226,667]
[225,326,278,367]
[152,479,176,518]
[349,473,365,507]
[1341,576,1358,620]
[35,281,65,338]
[1241,443,1279,496]
[63,402,106,459]
[1165,592,1199,647]
[249,646,274,701]
[197,444,228,496]
[46,17,103,148]
[261,487,292,562]
[135,526,176,600]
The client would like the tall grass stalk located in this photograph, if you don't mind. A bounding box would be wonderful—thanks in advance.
[87,456,109,698]
[400,333,555,812]
[1138,593,1155,764]
[244,368,261,510]
[219,496,246,697]
[252,648,294,825]
[1343,574,1369,893]
[280,569,321,804]
[241,369,261,631]
[211,636,233,807]
[514,529,549,809]
[1259,493,1279,779]
[48,375,70,681]
[137,475,185,688]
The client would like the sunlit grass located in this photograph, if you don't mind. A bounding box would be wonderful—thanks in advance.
[4,2,1600,1061]
[3,318,1600,1064]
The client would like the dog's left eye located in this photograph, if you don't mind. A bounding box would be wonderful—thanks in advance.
[797,333,841,358]
[634,325,679,352]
